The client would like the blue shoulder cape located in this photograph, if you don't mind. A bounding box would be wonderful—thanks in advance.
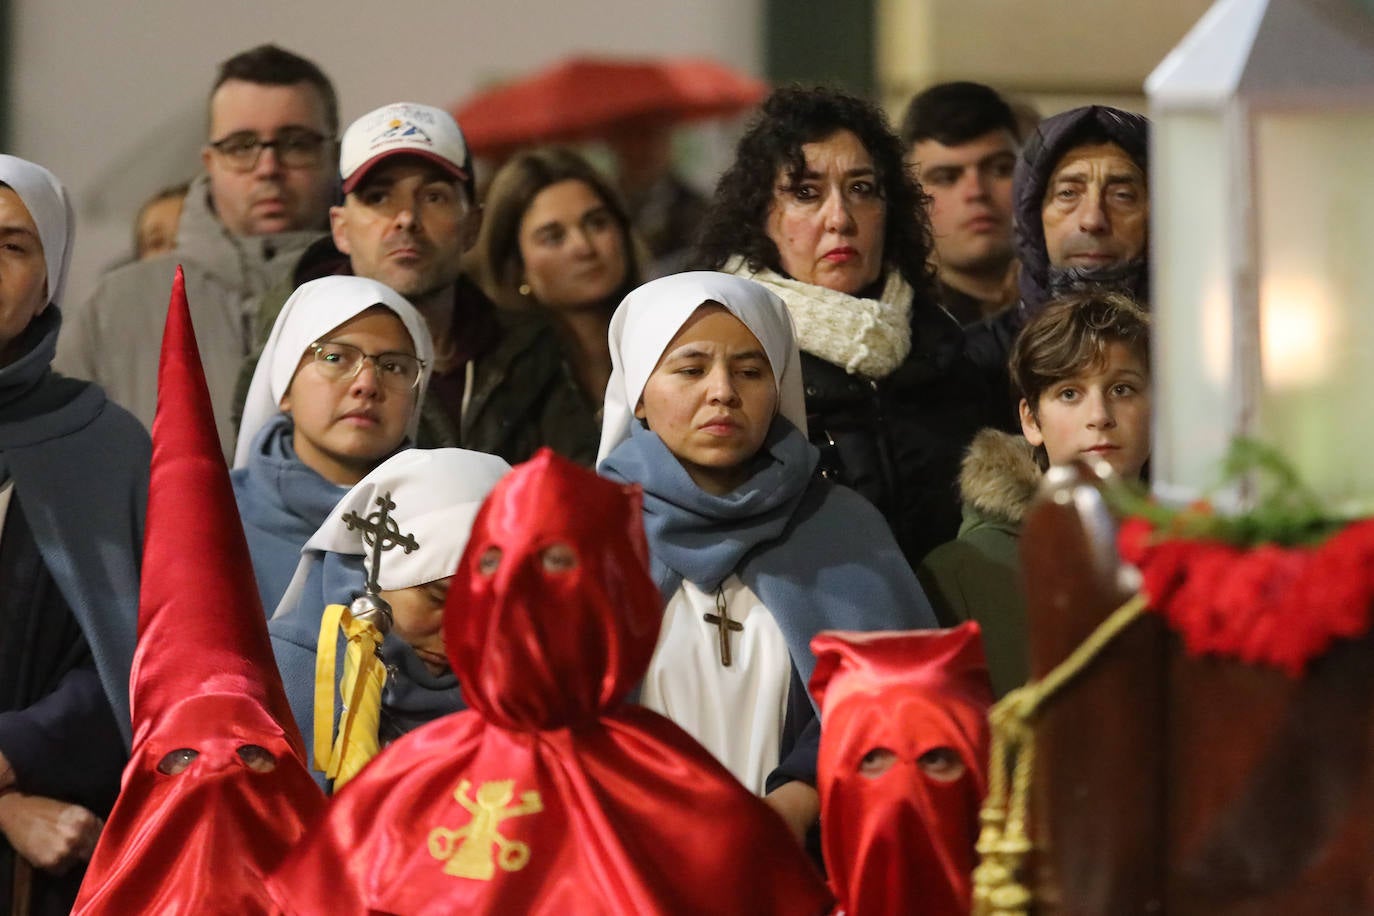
[0,310,149,744]
[600,418,937,695]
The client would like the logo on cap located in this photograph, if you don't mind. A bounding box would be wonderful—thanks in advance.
[341,102,471,194]
[371,118,434,150]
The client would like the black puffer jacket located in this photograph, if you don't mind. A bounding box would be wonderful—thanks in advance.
[806,300,1001,567]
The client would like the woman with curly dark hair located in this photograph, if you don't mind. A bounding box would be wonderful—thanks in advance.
[697,86,1002,569]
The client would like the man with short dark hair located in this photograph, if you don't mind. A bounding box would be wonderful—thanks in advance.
[58,44,338,458]
[236,103,599,466]
[902,82,1021,324]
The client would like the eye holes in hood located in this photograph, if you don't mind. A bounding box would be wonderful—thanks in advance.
[155,744,278,775]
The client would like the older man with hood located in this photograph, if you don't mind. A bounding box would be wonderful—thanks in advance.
[0,156,148,914]
[1013,105,1150,311]
[961,105,1149,421]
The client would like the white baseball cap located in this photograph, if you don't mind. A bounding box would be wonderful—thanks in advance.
[339,102,472,195]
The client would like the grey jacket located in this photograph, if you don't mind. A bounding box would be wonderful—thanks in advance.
[55,174,324,458]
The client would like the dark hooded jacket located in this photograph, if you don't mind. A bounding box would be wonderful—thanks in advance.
[1012,105,1151,312]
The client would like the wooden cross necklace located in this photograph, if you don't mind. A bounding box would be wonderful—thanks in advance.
[703,586,744,667]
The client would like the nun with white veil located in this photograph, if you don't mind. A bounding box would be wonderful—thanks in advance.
[231,275,434,616]
[596,271,938,839]
[0,155,149,912]
[269,446,510,792]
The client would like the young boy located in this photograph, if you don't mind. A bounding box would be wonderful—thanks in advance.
[918,292,1150,695]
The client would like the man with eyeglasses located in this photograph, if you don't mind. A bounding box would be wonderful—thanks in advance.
[233,103,600,467]
[58,44,337,460]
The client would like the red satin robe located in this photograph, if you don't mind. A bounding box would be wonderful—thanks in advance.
[73,268,326,914]
[269,450,831,915]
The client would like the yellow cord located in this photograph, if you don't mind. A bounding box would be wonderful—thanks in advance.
[972,593,1149,916]
[312,603,388,788]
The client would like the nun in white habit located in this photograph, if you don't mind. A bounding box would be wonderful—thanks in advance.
[597,271,937,831]
[269,446,510,791]
[0,155,151,911]
[231,275,434,616]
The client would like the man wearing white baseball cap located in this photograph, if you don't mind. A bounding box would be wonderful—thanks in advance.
[333,102,479,311]
[235,103,598,467]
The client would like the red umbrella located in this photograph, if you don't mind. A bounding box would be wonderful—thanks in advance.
[453,56,769,157]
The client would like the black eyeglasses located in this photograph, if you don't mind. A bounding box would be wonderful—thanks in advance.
[208,127,331,172]
[308,341,425,391]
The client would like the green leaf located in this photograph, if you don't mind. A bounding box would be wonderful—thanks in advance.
[1107,437,1349,547]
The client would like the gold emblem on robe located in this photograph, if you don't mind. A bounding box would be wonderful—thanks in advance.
[428,779,544,880]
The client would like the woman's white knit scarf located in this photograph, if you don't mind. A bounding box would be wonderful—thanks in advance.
[721,257,913,379]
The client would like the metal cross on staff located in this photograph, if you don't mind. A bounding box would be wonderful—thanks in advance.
[703,587,744,667]
[341,491,419,633]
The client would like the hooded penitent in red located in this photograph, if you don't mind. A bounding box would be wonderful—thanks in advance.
[268,449,831,915]
[812,624,992,916]
[72,268,326,915]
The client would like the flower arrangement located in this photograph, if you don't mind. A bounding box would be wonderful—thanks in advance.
[1112,440,1374,677]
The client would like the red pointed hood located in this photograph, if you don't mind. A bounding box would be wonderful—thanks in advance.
[812,623,993,916]
[74,268,324,915]
[129,266,303,754]
[446,448,663,729]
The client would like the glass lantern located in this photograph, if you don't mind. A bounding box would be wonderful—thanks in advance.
[1146,0,1374,514]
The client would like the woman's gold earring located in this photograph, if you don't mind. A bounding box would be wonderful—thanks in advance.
[518,282,532,297]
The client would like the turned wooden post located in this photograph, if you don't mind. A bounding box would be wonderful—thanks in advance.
[1021,464,1168,913]
[1023,463,1374,913]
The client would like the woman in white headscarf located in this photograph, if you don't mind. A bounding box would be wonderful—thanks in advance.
[597,271,938,841]
[231,275,434,615]
[270,446,510,791]
[0,155,150,911]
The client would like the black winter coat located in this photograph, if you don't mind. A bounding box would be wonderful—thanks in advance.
[804,302,1003,567]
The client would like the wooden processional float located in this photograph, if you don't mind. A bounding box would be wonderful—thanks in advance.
[970,0,1374,908]
[973,461,1374,915]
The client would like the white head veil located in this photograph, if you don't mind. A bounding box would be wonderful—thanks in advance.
[272,447,511,618]
[234,275,435,469]
[0,154,74,310]
[596,271,808,466]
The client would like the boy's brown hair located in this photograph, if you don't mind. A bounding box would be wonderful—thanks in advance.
[1009,292,1150,420]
